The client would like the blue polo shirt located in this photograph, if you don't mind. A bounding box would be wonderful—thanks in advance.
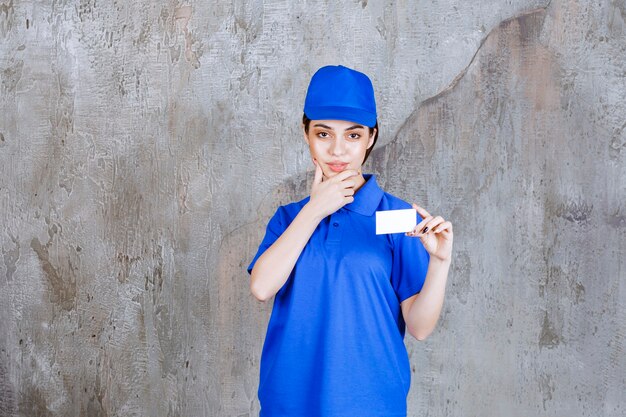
[247,173,430,417]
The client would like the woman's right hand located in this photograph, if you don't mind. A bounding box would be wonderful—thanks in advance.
[307,160,359,219]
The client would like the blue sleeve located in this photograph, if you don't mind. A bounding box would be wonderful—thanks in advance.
[390,230,431,303]
[247,206,287,275]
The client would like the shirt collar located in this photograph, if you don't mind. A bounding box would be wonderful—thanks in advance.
[343,173,384,216]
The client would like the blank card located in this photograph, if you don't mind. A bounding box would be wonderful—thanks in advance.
[375,209,417,234]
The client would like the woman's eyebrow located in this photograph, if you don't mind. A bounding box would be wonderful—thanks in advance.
[313,123,365,130]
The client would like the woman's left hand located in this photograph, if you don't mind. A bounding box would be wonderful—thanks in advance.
[406,203,453,263]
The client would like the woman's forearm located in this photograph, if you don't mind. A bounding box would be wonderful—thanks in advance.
[407,257,451,340]
[250,203,323,301]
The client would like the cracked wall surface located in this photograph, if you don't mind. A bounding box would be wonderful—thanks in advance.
[1,0,624,416]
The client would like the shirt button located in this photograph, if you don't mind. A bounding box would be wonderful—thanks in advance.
[333,222,339,227]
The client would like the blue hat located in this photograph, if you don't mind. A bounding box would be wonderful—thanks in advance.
[303,65,377,127]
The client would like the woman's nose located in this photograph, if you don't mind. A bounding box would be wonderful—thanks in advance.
[330,138,346,155]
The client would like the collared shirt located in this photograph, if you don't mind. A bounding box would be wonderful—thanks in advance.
[247,173,430,417]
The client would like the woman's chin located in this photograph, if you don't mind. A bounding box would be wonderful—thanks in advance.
[321,164,363,180]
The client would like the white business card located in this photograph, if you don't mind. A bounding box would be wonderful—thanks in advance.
[375,209,417,235]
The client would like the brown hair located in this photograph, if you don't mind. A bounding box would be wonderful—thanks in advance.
[302,113,379,165]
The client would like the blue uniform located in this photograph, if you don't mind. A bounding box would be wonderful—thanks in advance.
[247,174,430,417]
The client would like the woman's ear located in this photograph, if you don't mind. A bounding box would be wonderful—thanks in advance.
[366,128,377,149]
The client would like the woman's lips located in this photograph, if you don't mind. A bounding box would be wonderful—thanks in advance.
[327,163,349,172]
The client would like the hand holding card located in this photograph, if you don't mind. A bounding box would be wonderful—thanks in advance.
[405,203,454,263]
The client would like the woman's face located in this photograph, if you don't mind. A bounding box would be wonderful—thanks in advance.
[303,119,376,180]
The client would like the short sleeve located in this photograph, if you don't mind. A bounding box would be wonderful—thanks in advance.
[247,206,287,275]
[390,231,431,303]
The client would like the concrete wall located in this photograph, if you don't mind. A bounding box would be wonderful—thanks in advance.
[1,0,624,416]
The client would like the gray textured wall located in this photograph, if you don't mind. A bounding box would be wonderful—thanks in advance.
[1,0,624,416]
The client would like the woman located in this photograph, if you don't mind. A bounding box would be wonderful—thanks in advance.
[247,65,453,417]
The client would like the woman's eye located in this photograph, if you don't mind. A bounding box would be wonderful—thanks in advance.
[348,133,361,140]
[317,132,329,138]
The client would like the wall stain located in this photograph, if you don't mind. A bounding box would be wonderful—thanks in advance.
[0,0,14,38]
[0,354,17,416]
[512,6,547,46]
[539,264,585,304]
[554,198,593,224]
[116,252,140,284]
[1,59,23,94]
[2,232,19,281]
[30,224,77,312]
[607,205,625,228]
[50,70,75,145]
[76,0,96,23]
[538,310,562,349]
[145,245,164,302]
[84,393,105,417]
[94,352,106,417]
[17,384,53,417]
[450,251,471,305]
[419,5,552,108]
[144,242,181,379]
[538,372,555,411]
[233,0,263,48]
[608,122,625,160]
[609,0,626,36]
[174,4,201,68]
[134,20,151,51]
